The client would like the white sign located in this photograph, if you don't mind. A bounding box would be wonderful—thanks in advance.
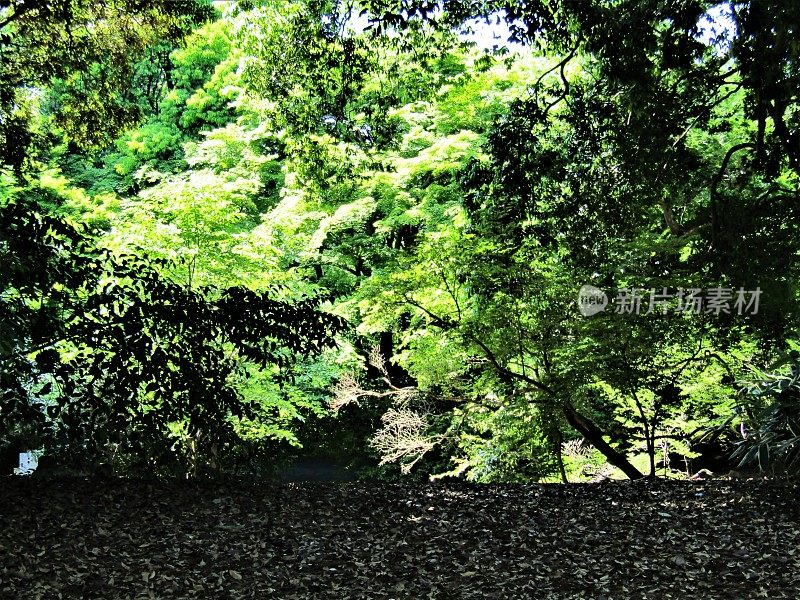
[13,452,38,476]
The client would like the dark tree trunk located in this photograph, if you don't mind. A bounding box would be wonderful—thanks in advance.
[562,403,645,480]
[379,331,412,386]
[554,429,568,483]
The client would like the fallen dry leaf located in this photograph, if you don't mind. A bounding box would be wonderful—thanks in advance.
[0,478,798,599]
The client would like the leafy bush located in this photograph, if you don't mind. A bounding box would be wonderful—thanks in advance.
[0,179,344,476]
[730,369,800,475]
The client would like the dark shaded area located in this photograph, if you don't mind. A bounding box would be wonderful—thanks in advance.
[277,457,357,483]
[0,478,798,599]
[0,447,18,476]
[665,441,735,475]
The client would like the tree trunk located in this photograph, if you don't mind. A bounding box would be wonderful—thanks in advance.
[554,429,568,483]
[562,403,645,480]
[646,434,656,479]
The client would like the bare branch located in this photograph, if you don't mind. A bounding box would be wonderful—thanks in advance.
[368,344,388,377]
[370,408,441,474]
[328,371,416,411]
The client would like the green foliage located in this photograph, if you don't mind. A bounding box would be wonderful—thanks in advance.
[0,174,343,475]
[728,367,800,475]
[3,0,800,481]
[0,0,214,170]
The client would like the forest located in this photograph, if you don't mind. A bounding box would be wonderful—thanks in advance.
[2,0,800,484]
[2,1,800,598]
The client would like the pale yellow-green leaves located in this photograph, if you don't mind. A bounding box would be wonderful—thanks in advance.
[39,170,120,227]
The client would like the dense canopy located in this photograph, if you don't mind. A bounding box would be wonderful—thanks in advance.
[1,0,799,483]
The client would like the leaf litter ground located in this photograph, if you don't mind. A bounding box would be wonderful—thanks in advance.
[1,478,798,599]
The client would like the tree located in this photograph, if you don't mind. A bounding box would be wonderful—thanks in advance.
[349,0,800,478]
[0,0,215,170]
[0,0,346,476]
[0,174,344,474]
[5,0,799,482]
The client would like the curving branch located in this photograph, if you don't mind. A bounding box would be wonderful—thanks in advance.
[709,142,755,246]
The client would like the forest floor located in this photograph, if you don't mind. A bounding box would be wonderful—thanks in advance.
[1,478,798,599]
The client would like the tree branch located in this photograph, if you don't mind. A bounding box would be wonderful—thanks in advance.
[563,402,645,480]
[709,142,756,246]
